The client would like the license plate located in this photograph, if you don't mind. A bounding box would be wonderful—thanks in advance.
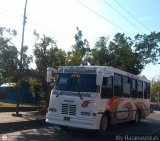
[64,116,70,121]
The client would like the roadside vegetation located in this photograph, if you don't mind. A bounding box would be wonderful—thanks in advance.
[1,26,160,108]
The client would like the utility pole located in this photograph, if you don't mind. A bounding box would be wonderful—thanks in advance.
[12,0,28,117]
[158,91,160,106]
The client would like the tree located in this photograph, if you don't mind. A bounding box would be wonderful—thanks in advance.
[66,27,90,65]
[21,45,33,69]
[48,47,66,67]
[33,31,67,108]
[151,78,160,103]
[89,33,144,75]
[33,31,67,77]
[89,36,110,65]
[134,32,160,64]
[0,27,18,82]
[0,27,33,82]
[33,34,56,81]
[0,39,18,81]
[108,33,144,74]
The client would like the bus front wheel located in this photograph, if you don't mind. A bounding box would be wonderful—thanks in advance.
[100,114,109,133]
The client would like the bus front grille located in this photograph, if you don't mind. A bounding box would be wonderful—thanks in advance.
[62,104,77,116]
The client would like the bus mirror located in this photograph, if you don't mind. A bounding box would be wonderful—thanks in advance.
[47,67,57,83]
[96,70,103,86]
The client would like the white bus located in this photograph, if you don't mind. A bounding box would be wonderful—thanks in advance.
[46,66,150,132]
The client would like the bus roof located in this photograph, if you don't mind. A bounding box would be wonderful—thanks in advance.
[58,66,150,83]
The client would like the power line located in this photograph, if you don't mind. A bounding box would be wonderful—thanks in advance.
[103,0,145,34]
[28,20,74,43]
[76,0,134,37]
[114,0,151,33]
[28,18,74,39]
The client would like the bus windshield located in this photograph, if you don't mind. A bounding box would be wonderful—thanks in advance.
[55,73,96,92]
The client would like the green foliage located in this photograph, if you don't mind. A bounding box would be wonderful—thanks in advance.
[0,26,33,82]
[108,33,144,74]
[134,32,160,64]
[21,46,33,69]
[151,78,160,102]
[0,27,18,81]
[89,33,144,74]
[89,36,110,66]
[66,27,90,65]
[48,47,66,67]
[28,78,38,92]
[1,25,160,108]
[34,35,55,81]
[1,26,160,85]
[33,32,66,82]
[55,30,160,75]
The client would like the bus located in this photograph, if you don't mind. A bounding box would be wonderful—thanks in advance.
[46,66,150,132]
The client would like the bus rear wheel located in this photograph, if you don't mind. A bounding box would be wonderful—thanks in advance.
[100,114,109,133]
[135,110,141,123]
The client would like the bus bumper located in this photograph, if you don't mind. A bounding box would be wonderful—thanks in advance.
[46,113,98,130]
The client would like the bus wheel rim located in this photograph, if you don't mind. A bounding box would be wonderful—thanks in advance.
[135,111,140,122]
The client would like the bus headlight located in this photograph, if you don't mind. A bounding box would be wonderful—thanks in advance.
[49,108,57,112]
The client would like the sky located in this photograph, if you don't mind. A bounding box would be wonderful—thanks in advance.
[0,0,160,80]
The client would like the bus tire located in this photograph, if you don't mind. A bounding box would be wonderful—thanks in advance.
[134,110,141,123]
[99,114,109,133]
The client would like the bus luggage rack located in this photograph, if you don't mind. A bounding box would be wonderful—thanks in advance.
[62,104,77,116]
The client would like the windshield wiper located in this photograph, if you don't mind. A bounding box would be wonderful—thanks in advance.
[77,90,83,100]
[55,90,62,98]
[74,81,83,100]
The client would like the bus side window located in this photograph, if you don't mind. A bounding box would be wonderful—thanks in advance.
[137,80,143,98]
[131,79,137,98]
[147,83,150,99]
[101,76,113,99]
[144,82,147,99]
[123,76,130,97]
[114,74,122,96]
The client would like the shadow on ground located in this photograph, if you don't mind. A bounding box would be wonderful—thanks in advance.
[6,119,160,141]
